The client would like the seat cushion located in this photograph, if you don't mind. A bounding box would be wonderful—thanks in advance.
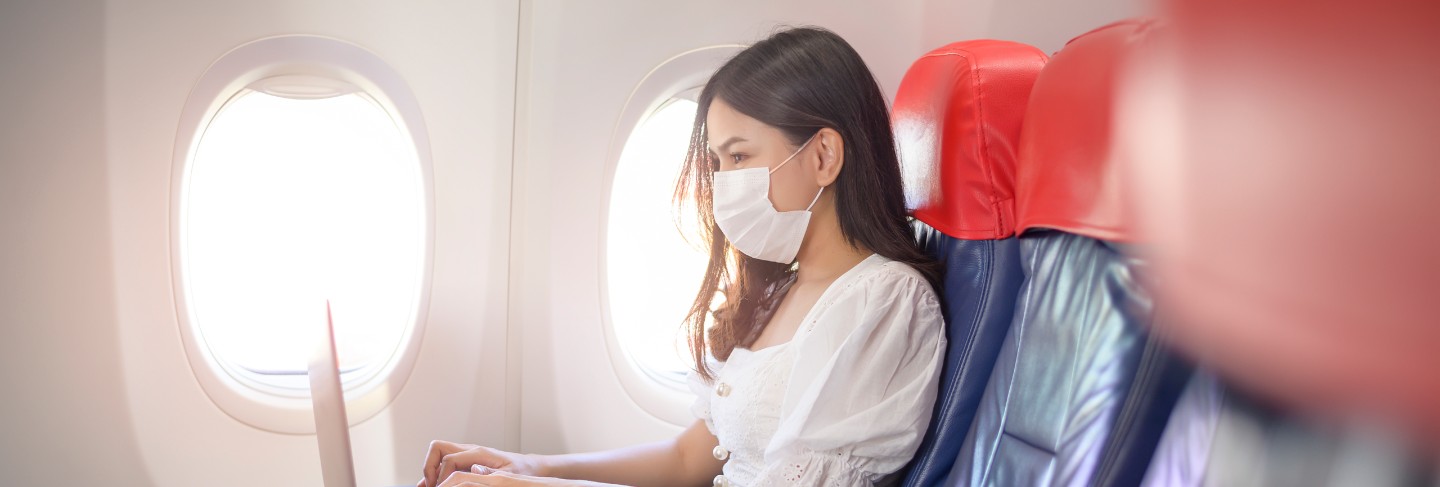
[949,231,1181,486]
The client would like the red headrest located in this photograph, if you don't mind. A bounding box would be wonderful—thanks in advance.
[1014,19,1155,241]
[895,40,1048,240]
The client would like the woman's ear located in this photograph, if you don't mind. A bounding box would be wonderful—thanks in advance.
[812,128,844,187]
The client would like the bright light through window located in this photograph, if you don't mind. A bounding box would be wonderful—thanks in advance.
[606,98,708,385]
[184,89,425,389]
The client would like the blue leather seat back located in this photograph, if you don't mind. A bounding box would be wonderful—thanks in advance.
[902,225,1024,487]
[890,40,1047,487]
[949,232,1184,485]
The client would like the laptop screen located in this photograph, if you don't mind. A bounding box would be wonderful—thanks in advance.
[309,301,358,487]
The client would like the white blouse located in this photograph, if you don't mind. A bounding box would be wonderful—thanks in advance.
[687,253,946,487]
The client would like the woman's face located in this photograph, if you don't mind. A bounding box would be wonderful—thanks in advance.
[705,98,822,212]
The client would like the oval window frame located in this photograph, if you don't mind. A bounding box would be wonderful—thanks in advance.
[598,45,744,426]
[170,35,435,434]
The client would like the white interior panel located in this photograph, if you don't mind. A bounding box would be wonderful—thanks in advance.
[922,0,1147,54]
[101,1,517,485]
[0,1,152,483]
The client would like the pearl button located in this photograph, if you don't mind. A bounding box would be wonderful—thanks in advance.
[715,382,731,397]
[712,474,730,486]
[712,445,730,461]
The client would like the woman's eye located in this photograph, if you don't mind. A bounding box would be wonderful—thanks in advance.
[731,153,747,164]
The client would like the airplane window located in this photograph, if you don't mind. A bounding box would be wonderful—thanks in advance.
[606,97,707,388]
[182,87,426,394]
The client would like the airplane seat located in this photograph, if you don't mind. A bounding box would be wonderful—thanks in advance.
[889,40,1048,487]
[946,19,1193,486]
[1143,372,1439,486]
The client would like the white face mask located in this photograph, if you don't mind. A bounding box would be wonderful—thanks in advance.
[712,134,824,264]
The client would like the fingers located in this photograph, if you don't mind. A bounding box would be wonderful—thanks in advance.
[442,444,509,481]
[436,471,474,487]
[470,465,518,476]
[422,441,515,487]
[447,469,535,487]
[481,470,522,479]
[438,471,502,487]
[437,450,469,484]
[422,440,463,487]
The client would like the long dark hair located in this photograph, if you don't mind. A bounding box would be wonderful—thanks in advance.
[675,26,940,381]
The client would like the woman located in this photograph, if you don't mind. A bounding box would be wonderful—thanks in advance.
[420,26,944,487]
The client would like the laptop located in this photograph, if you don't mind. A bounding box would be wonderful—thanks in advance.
[309,301,359,487]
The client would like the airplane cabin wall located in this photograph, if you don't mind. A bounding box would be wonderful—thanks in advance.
[6,1,520,485]
[922,0,1146,54]
[104,1,521,485]
[0,0,1142,485]
[0,1,152,483]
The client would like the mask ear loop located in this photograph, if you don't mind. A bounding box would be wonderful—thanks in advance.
[768,133,819,175]
[770,132,825,212]
[803,186,825,212]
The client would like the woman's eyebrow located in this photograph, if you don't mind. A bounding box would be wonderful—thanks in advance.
[709,136,748,154]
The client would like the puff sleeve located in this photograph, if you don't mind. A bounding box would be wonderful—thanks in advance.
[687,362,720,435]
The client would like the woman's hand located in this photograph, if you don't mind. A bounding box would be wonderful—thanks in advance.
[419,440,548,487]
[436,465,619,487]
